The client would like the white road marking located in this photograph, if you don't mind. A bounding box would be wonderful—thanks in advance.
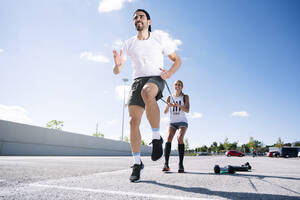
[30,183,212,200]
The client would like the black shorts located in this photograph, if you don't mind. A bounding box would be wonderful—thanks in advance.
[128,76,165,108]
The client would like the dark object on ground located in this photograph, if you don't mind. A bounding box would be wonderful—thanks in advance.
[214,162,251,174]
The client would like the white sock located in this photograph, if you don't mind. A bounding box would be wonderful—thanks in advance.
[152,128,161,140]
[132,152,141,165]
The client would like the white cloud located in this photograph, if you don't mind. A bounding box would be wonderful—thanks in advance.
[0,104,33,124]
[115,85,131,104]
[153,30,183,50]
[112,39,124,50]
[98,0,133,13]
[80,51,109,63]
[173,39,182,47]
[232,111,249,117]
[187,112,203,119]
[0,49,4,53]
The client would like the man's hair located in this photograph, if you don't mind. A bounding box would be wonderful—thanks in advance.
[134,9,151,32]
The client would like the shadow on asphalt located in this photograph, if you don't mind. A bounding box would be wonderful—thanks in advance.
[141,180,300,200]
[167,171,300,181]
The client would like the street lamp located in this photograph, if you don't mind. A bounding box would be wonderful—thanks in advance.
[121,78,128,141]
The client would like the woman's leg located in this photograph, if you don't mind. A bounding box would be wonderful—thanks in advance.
[163,126,176,169]
[177,127,187,172]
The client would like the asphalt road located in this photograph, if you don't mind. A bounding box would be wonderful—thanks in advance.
[1,156,300,200]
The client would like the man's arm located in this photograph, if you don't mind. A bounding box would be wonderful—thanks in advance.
[113,50,126,74]
[160,52,181,80]
[164,96,171,114]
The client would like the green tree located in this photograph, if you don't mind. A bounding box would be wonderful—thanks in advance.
[275,137,284,149]
[184,138,189,151]
[223,137,230,150]
[228,142,238,150]
[241,144,250,153]
[217,143,225,153]
[200,145,208,152]
[46,120,64,130]
[254,140,262,148]
[284,143,292,147]
[294,141,300,146]
[124,136,129,142]
[195,147,201,152]
[141,140,146,146]
[93,132,104,138]
[210,142,218,153]
[247,136,255,149]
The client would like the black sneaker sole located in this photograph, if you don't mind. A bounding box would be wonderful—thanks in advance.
[151,138,163,161]
[162,168,170,172]
[130,179,141,183]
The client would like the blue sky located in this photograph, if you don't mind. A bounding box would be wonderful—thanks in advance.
[1,0,299,149]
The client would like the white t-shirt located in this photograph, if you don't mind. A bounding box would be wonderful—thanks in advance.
[121,32,176,79]
[169,94,188,123]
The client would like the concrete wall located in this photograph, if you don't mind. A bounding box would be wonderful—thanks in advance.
[0,120,154,156]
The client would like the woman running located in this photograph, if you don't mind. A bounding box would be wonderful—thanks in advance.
[163,80,190,173]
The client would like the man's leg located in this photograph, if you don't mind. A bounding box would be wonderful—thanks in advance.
[141,82,163,161]
[129,105,144,158]
[129,105,144,182]
[141,82,160,131]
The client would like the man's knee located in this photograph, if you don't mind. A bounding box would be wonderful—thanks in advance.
[129,116,140,128]
[141,84,157,102]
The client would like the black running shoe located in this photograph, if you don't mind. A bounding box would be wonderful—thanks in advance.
[130,162,144,182]
[178,164,184,173]
[162,164,170,172]
[150,137,163,161]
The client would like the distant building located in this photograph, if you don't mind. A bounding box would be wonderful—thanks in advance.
[269,146,280,152]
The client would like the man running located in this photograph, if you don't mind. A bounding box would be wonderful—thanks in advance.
[113,9,181,182]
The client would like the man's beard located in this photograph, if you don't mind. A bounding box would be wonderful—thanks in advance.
[135,23,145,31]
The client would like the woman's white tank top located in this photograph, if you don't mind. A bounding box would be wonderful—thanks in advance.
[169,94,188,123]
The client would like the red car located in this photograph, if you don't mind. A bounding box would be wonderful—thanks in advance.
[268,151,279,157]
[225,150,244,157]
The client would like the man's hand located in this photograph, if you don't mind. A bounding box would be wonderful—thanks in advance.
[113,50,123,67]
[113,50,124,74]
[160,68,171,80]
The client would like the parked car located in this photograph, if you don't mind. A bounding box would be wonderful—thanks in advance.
[257,152,265,156]
[268,151,280,157]
[197,152,209,156]
[280,147,300,158]
[225,150,244,157]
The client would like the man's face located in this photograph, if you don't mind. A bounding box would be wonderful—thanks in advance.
[133,11,150,31]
